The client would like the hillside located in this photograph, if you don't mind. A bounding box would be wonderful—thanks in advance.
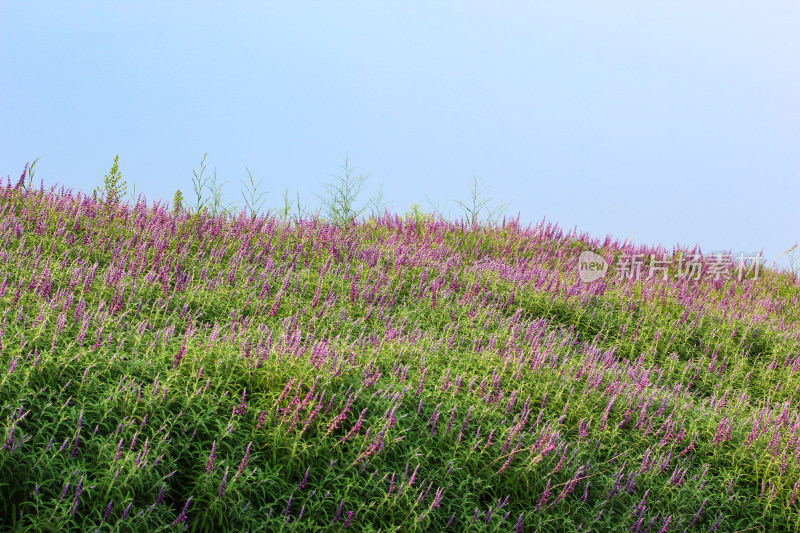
[1,177,800,532]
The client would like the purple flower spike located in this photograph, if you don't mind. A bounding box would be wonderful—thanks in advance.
[171,497,192,526]
[205,441,217,474]
[102,500,112,522]
[218,466,229,497]
[299,466,310,490]
[332,501,344,524]
[236,442,252,480]
[14,163,28,189]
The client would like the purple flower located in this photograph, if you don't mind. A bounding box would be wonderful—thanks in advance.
[3,424,14,451]
[284,495,293,519]
[256,410,268,429]
[298,466,310,490]
[7,355,18,375]
[578,418,589,439]
[235,442,252,480]
[429,487,443,510]
[171,497,192,526]
[102,500,112,522]
[71,475,84,517]
[71,410,83,458]
[332,501,344,524]
[14,162,28,189]
[445,406,457,434]
[113,438,124,461]
[686,498,707,530]
[149,484,165,511]
[789,479,800,506]
[657,514,671,533]
[218,466,229,497]
[407,464,419,491]
[205,441,216,474]
[536,479,551,510]
[233,388,247,416]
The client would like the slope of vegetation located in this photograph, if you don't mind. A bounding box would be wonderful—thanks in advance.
[1,162,799,532]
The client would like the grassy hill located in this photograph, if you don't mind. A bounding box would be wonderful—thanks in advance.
[1,168,799,532]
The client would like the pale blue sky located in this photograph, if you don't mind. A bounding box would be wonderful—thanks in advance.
[2,2,799,269]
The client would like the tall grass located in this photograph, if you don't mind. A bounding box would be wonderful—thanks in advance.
[0,157,799,532]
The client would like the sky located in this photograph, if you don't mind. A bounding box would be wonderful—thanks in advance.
[2,1,799,270]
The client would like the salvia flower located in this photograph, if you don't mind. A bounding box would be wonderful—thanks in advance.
[233,388,247,416]
[298,466,310,490]
[71,410,83,458]
[102,500,112,522]
[149,484,165,511]
[205,441,217,474]
[536,479,551,510]
[235,442,252,480]
[171,497,192,526]
[284,495,293,520]
[59,482,70,501]
[332,500,344,524]
[429,487,443,510]
[789,479,800,507]
[218,466,229,497]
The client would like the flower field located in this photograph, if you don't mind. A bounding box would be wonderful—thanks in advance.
[1,168,799,532]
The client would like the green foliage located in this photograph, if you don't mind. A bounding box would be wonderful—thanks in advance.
[94,155,127,208]
[207,168,238,217]
[21,157,40,194]
[6,156,798,532]
[190,153,211,214]
[404,203,435,226]
[452,175,510,228]
[189,153,239,217]
[240,167,268,220]
[403,202,435,237]
[126,180,139,206]
[365,182,391,220]
[172,189,184,214]
[316,155,386,227]
[782,243,799,275]
[279,188,307,221]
